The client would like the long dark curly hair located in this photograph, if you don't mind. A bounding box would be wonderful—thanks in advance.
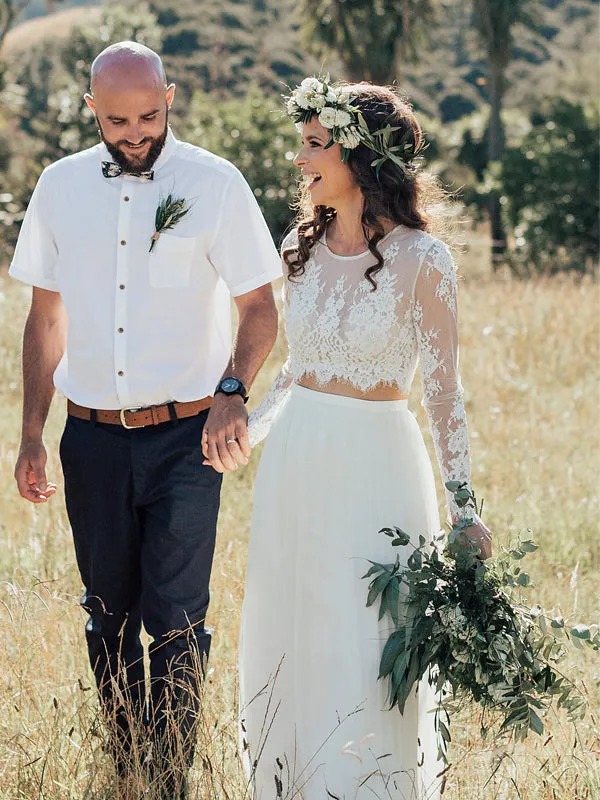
[283,83,456,290]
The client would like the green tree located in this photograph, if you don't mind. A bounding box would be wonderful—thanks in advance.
[182,86,298,241]
[0,3,161,257]
[298,0,438,83]
[502,99,599,275]
[471,0,538,269]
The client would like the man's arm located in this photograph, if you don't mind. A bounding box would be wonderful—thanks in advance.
[14,287,67,503]
[202,282,278,473]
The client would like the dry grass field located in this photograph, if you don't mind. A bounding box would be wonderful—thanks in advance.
[0,230,598,799]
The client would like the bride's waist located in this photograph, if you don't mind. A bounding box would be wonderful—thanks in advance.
[296,374,408,401]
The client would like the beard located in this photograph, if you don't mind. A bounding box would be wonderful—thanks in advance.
[98,114,169,174]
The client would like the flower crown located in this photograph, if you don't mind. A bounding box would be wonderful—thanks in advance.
[285,77,426,177]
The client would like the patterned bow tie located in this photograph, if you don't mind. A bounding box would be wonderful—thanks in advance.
[101,161,154,181]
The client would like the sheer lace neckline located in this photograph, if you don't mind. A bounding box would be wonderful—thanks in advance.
[321,223,411,260]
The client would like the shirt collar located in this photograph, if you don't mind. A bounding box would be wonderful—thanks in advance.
[97,127,178,178]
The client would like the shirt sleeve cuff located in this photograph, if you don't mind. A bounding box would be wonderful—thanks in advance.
[229,269,282,298]
[8,266,59,293]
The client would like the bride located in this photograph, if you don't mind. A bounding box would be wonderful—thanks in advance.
[210,78,492,799]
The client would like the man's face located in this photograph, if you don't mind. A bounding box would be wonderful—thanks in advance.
[86,79,175,173]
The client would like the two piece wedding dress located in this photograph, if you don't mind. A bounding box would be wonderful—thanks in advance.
[240,225,473,799]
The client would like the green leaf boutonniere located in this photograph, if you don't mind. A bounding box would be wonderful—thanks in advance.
[149,194,191,252]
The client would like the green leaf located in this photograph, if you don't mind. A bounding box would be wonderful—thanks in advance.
[366,572,392,608]
[362,563,382,580]
[529,708,544,736]
[379,630,406,678]
[570,624,590,640]
[520,540,538,552]
[439,720,452,743]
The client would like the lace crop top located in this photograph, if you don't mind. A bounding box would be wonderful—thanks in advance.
[247,224,472,519]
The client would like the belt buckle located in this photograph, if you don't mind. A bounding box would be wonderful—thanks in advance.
[119,407,142,429]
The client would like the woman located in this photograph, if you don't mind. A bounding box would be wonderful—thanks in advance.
[238,79,491,799]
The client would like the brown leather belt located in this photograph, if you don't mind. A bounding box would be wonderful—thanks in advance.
[67,397,213,429]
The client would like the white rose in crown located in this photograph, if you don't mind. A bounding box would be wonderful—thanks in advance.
[311,93,327,111]
[301,77,323,93]
[294,89,310,110]
[318,107,337,129]
[334,109,352,127]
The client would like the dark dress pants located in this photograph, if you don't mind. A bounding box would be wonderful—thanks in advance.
[59,409,222,787]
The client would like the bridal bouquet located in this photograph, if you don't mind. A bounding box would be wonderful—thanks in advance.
[364,483,599,762]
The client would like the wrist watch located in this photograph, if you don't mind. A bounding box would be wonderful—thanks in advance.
[214,376,249,403]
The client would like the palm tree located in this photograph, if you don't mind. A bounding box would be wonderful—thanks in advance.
[299,0,438,84]
[471,0,537,269]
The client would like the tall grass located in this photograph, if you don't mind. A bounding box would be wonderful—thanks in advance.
[0,234,598,798]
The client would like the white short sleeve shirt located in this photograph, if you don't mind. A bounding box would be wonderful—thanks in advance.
[9,130,282,409]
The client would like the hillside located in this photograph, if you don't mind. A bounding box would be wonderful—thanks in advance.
[3,0,597,117]
[3,4,102,55]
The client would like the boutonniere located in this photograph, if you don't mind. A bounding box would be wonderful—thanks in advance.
[149,194,191,252]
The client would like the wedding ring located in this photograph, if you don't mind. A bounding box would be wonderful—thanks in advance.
[226,438,237,444]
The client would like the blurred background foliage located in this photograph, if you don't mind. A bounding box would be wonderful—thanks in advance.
[0,0,597,271]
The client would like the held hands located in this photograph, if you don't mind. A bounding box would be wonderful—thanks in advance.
[15,440,57,503]
[202,394,251,473]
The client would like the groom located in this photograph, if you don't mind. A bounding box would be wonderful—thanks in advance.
[10,42,280,797]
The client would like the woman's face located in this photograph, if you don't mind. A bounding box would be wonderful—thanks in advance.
[293,117,360,208]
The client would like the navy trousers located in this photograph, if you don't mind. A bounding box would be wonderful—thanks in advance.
[59,409,222,781]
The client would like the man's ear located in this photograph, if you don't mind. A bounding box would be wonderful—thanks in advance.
[166,83,176,110]
[84,93,96,115]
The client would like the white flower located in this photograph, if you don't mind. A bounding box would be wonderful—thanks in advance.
[333,109,352,127]
[310,93,326,111]
[300,77,323,93]
[294,89,310,110]
[336,126,362,149]
[325,88,338,103]
[286,97,298,114]
[318,107,337,129]
[338,91,350,104]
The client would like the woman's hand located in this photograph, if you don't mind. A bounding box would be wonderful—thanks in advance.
[462,515,493,560]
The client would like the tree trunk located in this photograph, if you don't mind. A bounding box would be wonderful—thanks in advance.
[487,56,506,270]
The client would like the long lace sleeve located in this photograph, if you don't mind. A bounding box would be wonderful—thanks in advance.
[247,356,293,447]
[413,239,472,521]
[247,230,297,447]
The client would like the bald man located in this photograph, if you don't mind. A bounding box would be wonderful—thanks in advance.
[10,42,281,797]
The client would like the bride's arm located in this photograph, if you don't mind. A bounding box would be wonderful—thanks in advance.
[247,355,293,447]
[247,230,298,448]
[413,238,492,557]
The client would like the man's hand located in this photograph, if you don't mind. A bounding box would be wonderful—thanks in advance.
[202,394,251,473]
[15,439,57,503]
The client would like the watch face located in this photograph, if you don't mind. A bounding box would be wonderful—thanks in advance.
[221,378,241,392]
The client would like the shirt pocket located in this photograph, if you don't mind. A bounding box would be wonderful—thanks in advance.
[148,233,196,288]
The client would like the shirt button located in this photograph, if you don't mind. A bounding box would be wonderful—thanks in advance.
[117,327,124,333]
[120,240,126,246]
[124,196,130,202]
[119,284,125,290]
[117,370,124,377]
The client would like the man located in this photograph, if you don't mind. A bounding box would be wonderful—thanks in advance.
[10,41,280,797]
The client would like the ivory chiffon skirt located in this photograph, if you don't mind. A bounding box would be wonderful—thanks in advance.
[239,385,444,800]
